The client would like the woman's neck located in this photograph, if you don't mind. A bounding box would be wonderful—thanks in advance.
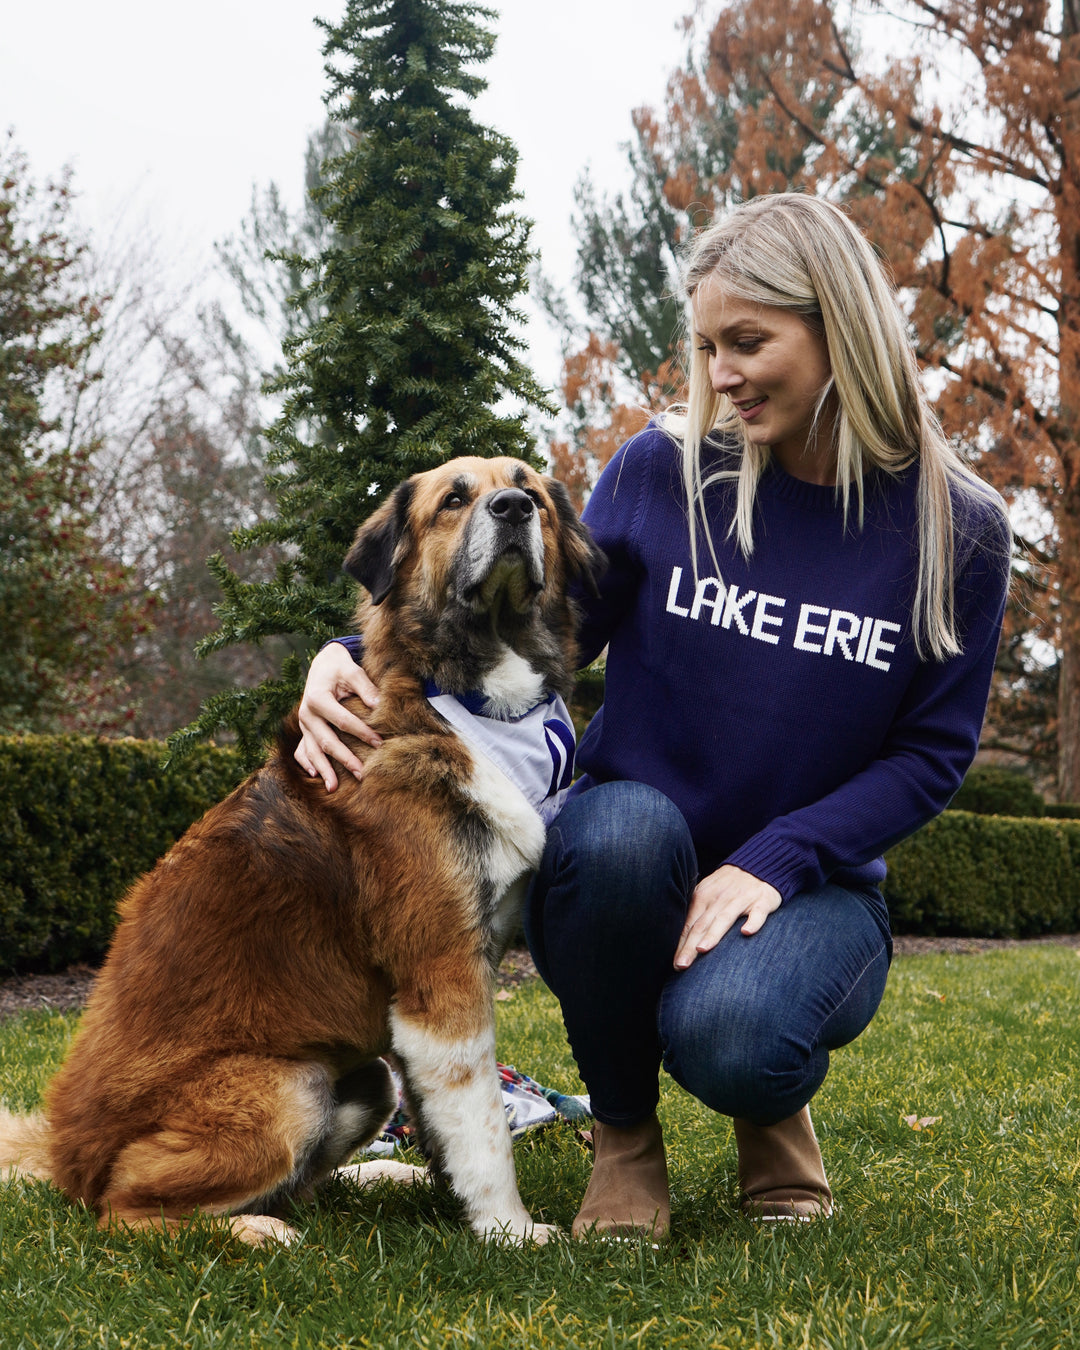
[770,441,838,487]
[770,396,840,486]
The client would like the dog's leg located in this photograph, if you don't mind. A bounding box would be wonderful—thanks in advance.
[295,1058,425,1194]
[322,1059,398,1167]
[390,1005,557,1245]
[323,1058,428,1192]
[334,1159,430,1189]
[96,1056,335,1248]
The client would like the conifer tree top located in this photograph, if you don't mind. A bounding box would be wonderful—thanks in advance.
[173,0,553,763]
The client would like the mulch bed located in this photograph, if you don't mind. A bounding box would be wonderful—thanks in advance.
[890,933,1080,956]
[2,937,1077,1023]
[0,964,100,1022]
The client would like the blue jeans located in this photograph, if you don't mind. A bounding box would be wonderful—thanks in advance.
[525,781,892,1127]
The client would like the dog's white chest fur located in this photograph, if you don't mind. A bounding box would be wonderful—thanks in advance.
[431,644,569,882]
[478,648,546,718]
[462,750,547,893]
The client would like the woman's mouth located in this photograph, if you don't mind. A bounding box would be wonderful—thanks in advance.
[734,397,766,420]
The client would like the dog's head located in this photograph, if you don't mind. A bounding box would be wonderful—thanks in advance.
[343,457,604,696]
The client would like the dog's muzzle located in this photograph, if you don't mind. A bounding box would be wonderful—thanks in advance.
[454,487,546,610]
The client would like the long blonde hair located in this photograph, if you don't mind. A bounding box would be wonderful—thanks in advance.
[663,193,1006,660]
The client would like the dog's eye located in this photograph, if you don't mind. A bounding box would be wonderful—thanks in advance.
[441,491,465,511]
[524,489,545,508]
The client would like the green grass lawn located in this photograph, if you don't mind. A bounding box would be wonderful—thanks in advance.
[1,947,1078,1349]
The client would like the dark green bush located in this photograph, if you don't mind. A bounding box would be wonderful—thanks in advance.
[3,735,1077,973]
[0,737,245,973]
[950,765,1046,817]
[1044,803,1080,820]
[883,810,1080,937]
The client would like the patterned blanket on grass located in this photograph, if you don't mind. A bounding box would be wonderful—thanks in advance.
[360,1063,591,1157]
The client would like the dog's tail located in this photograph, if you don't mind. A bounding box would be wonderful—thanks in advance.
[0,1108,53,1182]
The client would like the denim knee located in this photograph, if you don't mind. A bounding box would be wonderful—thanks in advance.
[661,992,826,1124]
[526,780,696,962]
[557,780,695,909]
[657,885,891,1124]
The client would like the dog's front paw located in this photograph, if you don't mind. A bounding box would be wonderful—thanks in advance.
[521,1221,560,1246]
[335,1160,429,1190]
[227,1214,300,1248]
[477,1216,560,1246]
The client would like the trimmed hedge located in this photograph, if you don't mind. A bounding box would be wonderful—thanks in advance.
[0,737,245,973]
[951,763,1080,820]
[3,735,1079,973]
[951,765,1047,818]
[1044,802,1080,820]
[883,810,1080,938]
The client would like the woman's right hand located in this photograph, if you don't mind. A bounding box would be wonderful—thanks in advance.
[295,642,383,791]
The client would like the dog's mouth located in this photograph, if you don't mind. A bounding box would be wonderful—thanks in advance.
[465,547,543,613]
[452,488,546,614]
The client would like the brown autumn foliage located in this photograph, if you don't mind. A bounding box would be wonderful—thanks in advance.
[548,335,685,514]
[566,0,1077,796]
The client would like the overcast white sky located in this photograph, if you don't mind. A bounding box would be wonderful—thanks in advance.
[0,1,694,385]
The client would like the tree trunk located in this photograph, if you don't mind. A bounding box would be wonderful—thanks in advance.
[1057,13,1080,800]
[1058,492,1080,800]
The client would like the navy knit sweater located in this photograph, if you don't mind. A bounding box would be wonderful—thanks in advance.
[572,427,1011,899]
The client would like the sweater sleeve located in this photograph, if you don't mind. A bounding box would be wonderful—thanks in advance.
[724,510,1012,900]
[322,635,364,663]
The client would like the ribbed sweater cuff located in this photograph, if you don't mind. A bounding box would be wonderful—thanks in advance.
[724,835,816,903]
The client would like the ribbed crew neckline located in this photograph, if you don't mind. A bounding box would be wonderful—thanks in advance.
[759,457,846,512]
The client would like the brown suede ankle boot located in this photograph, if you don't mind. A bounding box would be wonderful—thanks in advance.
[572,1113,671,1240]
[733,1105,833,1221]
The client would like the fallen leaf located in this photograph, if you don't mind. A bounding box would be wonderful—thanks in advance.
[495,989,514,1001]
[903,1113,942,1131]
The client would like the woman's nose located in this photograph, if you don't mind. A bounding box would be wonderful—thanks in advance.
[710,352,743,393]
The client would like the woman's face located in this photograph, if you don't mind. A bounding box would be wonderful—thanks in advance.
[691,274,835,484]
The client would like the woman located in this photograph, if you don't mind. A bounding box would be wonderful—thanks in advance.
[296,194,1011,1238]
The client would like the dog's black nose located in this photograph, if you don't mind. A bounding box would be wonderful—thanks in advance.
[487,488,534,527]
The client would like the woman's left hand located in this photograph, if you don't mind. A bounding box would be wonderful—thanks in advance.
[673,865,782,970]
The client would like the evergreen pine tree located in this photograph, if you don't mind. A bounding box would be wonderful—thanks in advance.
[172,0,553,765]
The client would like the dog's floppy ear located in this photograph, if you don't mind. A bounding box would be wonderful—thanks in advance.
[343,479,416,605]
[544,476,606,598]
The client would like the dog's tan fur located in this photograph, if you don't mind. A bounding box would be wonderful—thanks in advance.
[0,456,602,1247]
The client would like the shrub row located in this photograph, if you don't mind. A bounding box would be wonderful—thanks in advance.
[2,737,1078,974]
[951,764,1080,819]
[883,810,1080,938]
[0,736,245,973]
[950,765,1047,818]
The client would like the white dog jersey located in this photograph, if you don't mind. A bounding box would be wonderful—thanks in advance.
[423,682,576,827]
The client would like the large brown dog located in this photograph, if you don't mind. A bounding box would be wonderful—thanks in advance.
[0,456,603,1247]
